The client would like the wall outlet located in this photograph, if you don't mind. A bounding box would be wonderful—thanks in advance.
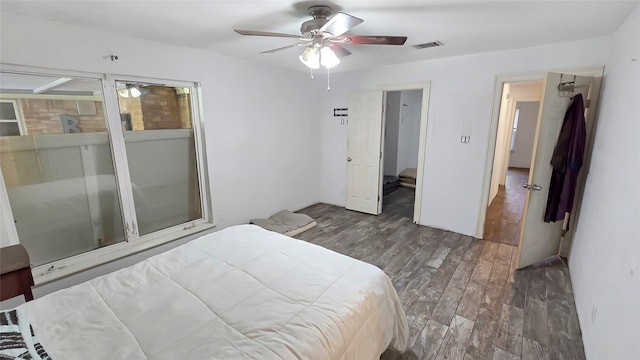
[217,212,224,222]
[338,187,345,195]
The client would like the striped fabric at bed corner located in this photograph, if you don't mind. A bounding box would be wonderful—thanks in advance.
[0,309,51,360]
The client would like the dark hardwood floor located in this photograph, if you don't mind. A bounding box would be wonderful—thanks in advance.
[484,168,529,246]
[295,202,584,360]
[383,187,415,220]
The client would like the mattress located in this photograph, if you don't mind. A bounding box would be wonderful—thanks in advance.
[17,225,409,359]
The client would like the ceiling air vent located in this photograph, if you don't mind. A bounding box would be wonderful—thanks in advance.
[414,41,444,49]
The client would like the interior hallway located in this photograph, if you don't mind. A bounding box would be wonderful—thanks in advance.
[296,203,584,360]
[484,168,529,246]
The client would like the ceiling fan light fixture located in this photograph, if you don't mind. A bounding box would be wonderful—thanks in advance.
[299,47,320,69]
[320,46,340,69]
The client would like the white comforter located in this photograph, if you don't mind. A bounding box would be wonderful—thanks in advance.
[21,225,408,359]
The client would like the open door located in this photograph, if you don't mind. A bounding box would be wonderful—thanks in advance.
[346,91,384,215]
[516,72,593,269]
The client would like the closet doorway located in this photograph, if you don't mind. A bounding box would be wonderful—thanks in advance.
[345,82,430,224]
[381,89,423,220]
[484,80,543,245]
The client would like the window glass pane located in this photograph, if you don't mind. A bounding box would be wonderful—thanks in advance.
[0,102,17,119]
[0,122,20,136]
[0,72,125,266]
[116,81,202,235]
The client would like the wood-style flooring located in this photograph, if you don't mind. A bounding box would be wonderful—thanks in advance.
[295,202,584,360]
[383,187,415,220]
[484,168,529,246]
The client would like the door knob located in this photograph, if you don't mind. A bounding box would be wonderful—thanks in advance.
[523,183,542,191]
[347,157,352,162]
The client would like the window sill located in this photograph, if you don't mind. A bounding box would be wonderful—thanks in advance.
[31,222,216,285]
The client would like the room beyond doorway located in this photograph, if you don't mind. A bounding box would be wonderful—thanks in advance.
[483,80,542,246]
[484,168,528,245]
[381,89,422,220]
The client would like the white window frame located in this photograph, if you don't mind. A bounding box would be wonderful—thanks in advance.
[510,108,520,152]
[0,99,27,135]
[0,64,215,284]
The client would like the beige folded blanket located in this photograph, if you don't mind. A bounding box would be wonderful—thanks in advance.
[399,168,417,179]
[251,210,317,237]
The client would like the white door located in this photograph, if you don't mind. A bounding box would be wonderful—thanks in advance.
[516,72,592,268]
[346,91,384,215]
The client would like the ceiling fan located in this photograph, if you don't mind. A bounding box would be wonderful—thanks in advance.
[234,5,407,70]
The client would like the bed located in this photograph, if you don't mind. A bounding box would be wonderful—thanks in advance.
[3,225,409,359]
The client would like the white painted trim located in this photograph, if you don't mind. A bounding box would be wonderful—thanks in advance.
[32,221,215,284]
[476,66,605,238]
[0,93,103,101]
[192,83,214,225]
[377,91,387,215]
[102,74,140,241]
[378,82,431,225]
[0,166,19,247]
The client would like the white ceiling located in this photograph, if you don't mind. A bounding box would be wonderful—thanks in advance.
[1,1,637,73]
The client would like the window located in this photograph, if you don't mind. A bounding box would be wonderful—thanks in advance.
[0,68,212,280]
[0,100,25,136]
[510,108,520,152]
[115,81,202,236]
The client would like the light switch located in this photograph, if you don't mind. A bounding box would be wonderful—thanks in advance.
[461,136,471,143]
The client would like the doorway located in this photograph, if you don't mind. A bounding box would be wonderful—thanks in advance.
[478,68,604,269]
[484,82,542,245]
[381,89,422,219]
[345,82,430,224]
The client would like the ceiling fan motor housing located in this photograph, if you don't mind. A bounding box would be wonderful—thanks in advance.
[300,5,332,35]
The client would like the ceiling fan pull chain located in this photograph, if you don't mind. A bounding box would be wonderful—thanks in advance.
[327,67,331,92]
[310,67,314,80]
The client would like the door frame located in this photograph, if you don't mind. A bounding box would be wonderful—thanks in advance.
[477,66,604,252]
[377,82,431,224]
[492,91,542,204]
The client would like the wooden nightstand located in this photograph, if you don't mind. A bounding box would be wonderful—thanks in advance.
[0,244,34,302]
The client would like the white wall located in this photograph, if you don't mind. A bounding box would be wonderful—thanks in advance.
[508,101,539,168]
[383,91,401,176]
[396,89,422,174]
[489,83,511,204]
[569,5,640,360]
[0,12,322,298]
[319,37,611,236]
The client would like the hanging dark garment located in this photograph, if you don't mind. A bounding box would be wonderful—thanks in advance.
[544,93,586,223]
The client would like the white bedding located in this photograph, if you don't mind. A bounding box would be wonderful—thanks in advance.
[20,225,408,359]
